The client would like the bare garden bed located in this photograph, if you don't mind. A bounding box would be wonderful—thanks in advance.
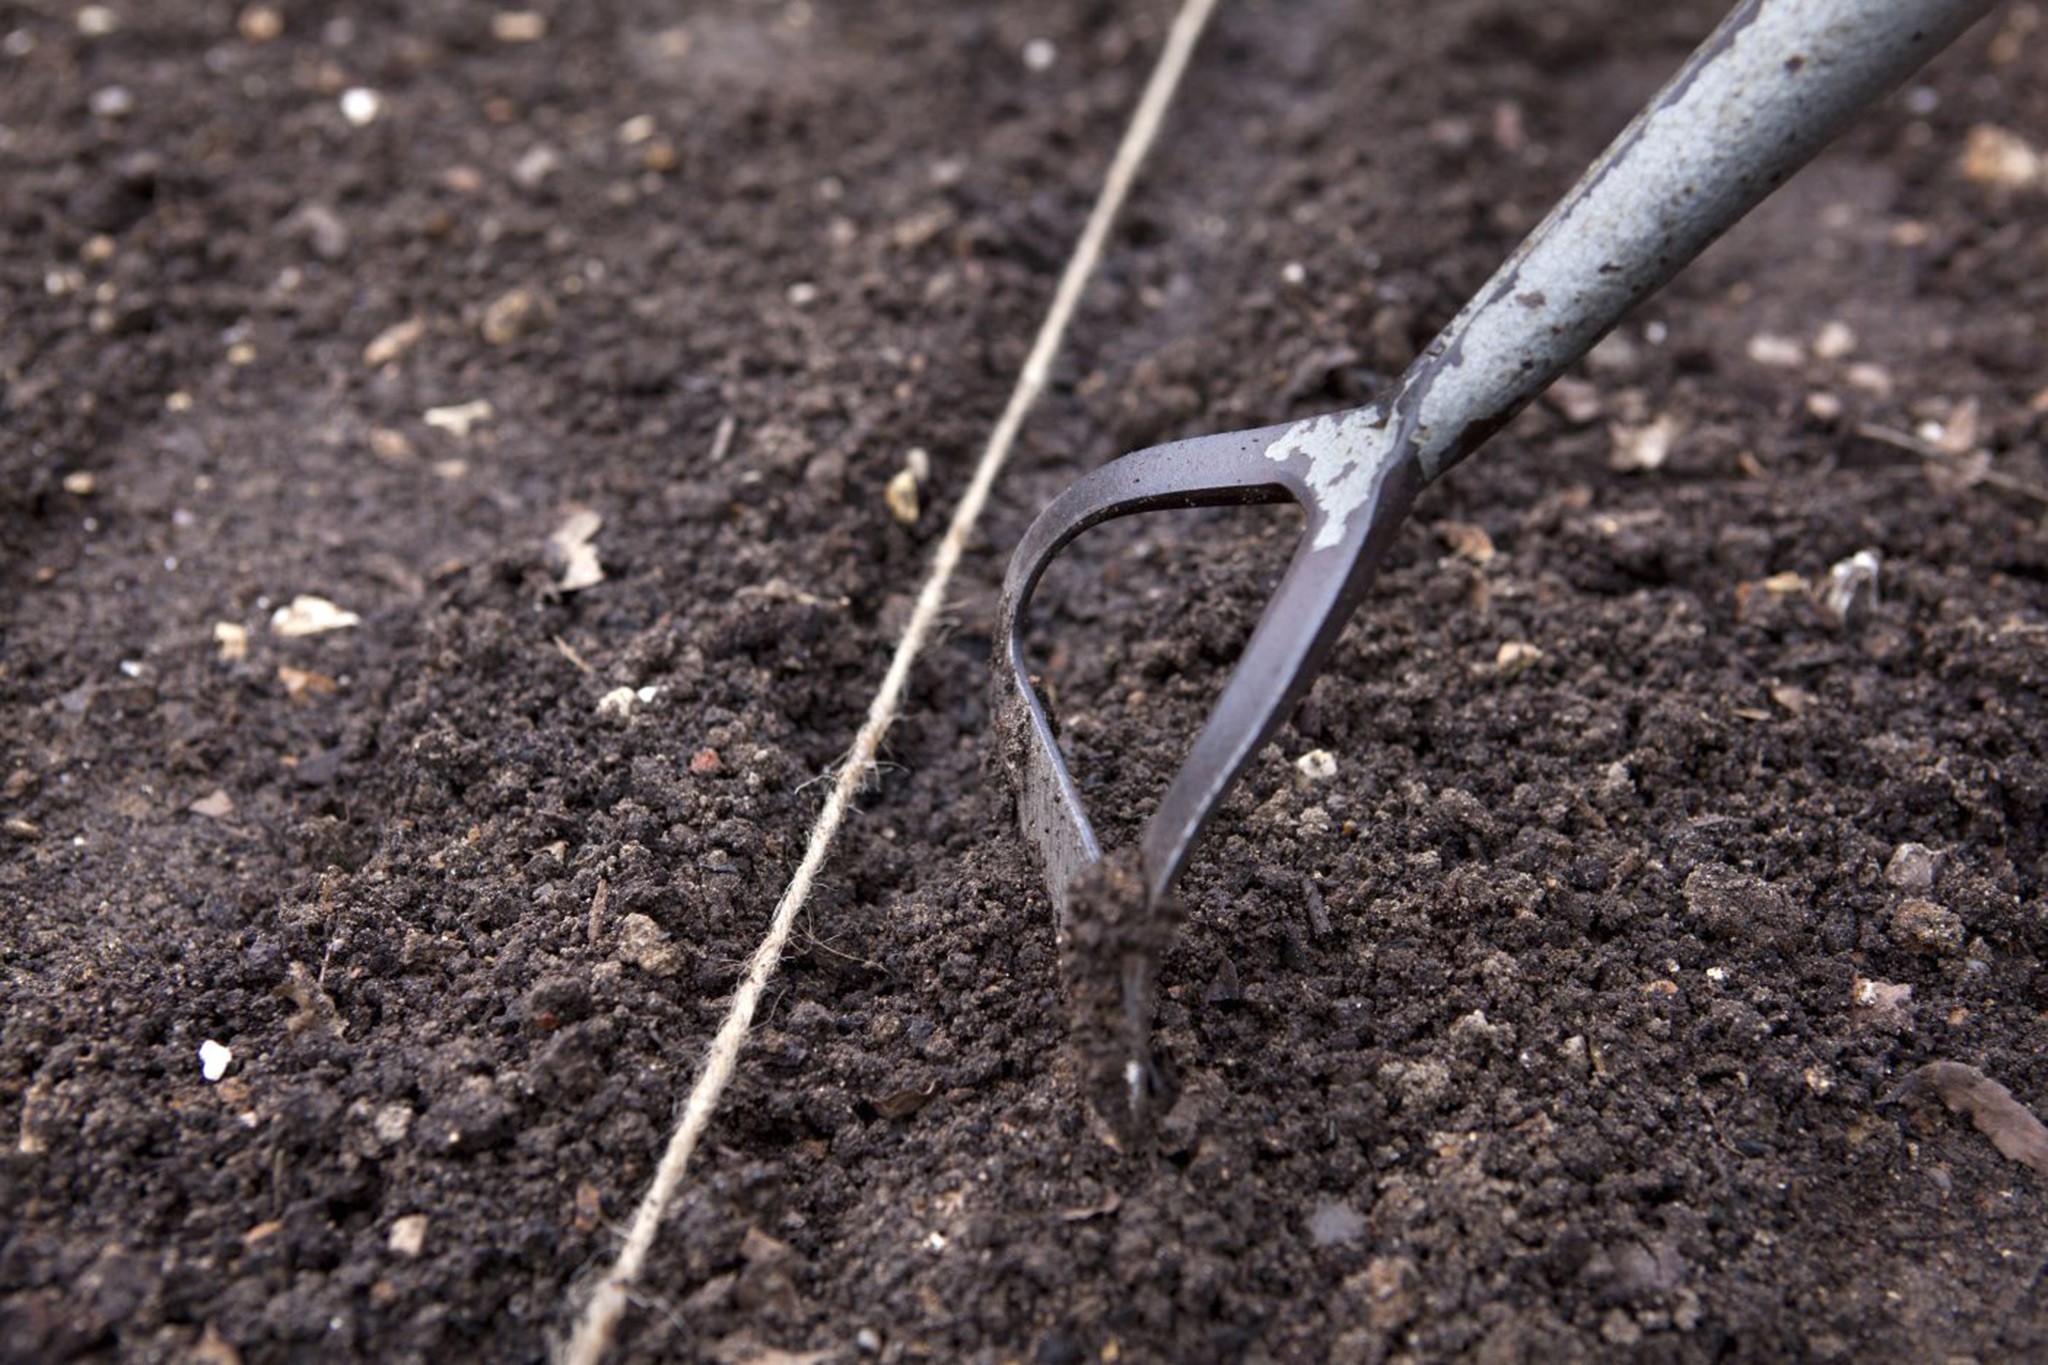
[5,1,2048,1360]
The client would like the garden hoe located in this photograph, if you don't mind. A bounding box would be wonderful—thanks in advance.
[993,0,2001,1140]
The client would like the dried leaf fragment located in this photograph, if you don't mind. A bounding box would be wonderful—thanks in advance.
[1746,333,1805,368]
[885,466,920,525]
[363,317,425,367]
[1495,641,1544,676]
[481,287,548,345]
[547,508,605,592]
[1761,571,1808,597]
[1820,548,1880,626]
[1437,520,1495,564]
[871,1083,938,1119]
[491,11,547,43]
[270,595,360,637]
[189,788,236,818]
[1609,413,1680,472]
[1894,1060,2048,1175]
[277,665,338,700]
[278,960,345,1036]
[388,1214,429,1258]
[1960,124,2044,191]
[424,399,493,438]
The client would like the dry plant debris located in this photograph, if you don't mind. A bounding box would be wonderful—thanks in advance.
[268,595,360,637]
[547,508,606,593]
[1893,1062,2048,1176]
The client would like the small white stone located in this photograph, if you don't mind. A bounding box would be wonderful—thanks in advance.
[885,467,920,525]
[423,399,493,437]
[1960,123,2043,191]
[199,1039,232,1082]
[1495,640,1545,676]
[596,686,637,719]
[214,622,250,663]
[388,1214,428,1258]
[1820,549,1880,625]
[1294,749,1337,782]
[77,6,118,37]
[512,143,560,189]
[339,88,381,127]
[89,86,133,118]
[1022,38,1056,72]
[1813,320,1857,360]
[372,1103,414,1145]
[238,6,284,43]
[363,316,425,367]
[786,281,819,307]
[1281,260,1307,286]
[548,508,605,593]
[490,11,547,42]
[1608,413,1680,472]
[269,595,361,637]
[617,912,682,975]
[1746,333,1805,368]
[1885,842,1943,894]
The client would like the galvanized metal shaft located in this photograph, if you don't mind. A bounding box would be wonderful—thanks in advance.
[1405,0,1999,485]
[1000,0,2000,919]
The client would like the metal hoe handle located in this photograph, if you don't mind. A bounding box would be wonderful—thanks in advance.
[997,0,2000,926]
[1402,0,1998,486]
[1134,0,2000,904]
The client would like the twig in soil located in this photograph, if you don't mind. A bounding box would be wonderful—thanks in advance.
[558,1,1223,1358]
[553,635,595,676]
[706,413,736,465]
[1854,421,2048,507]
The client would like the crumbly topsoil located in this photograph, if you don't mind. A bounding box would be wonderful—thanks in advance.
[3,1,2046,1361]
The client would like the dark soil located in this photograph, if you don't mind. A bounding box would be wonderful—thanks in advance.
[5,1,2048,1361]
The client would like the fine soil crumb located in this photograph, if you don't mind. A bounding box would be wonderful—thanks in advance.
[617,913,683,977]
[1889,898,1965,956]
